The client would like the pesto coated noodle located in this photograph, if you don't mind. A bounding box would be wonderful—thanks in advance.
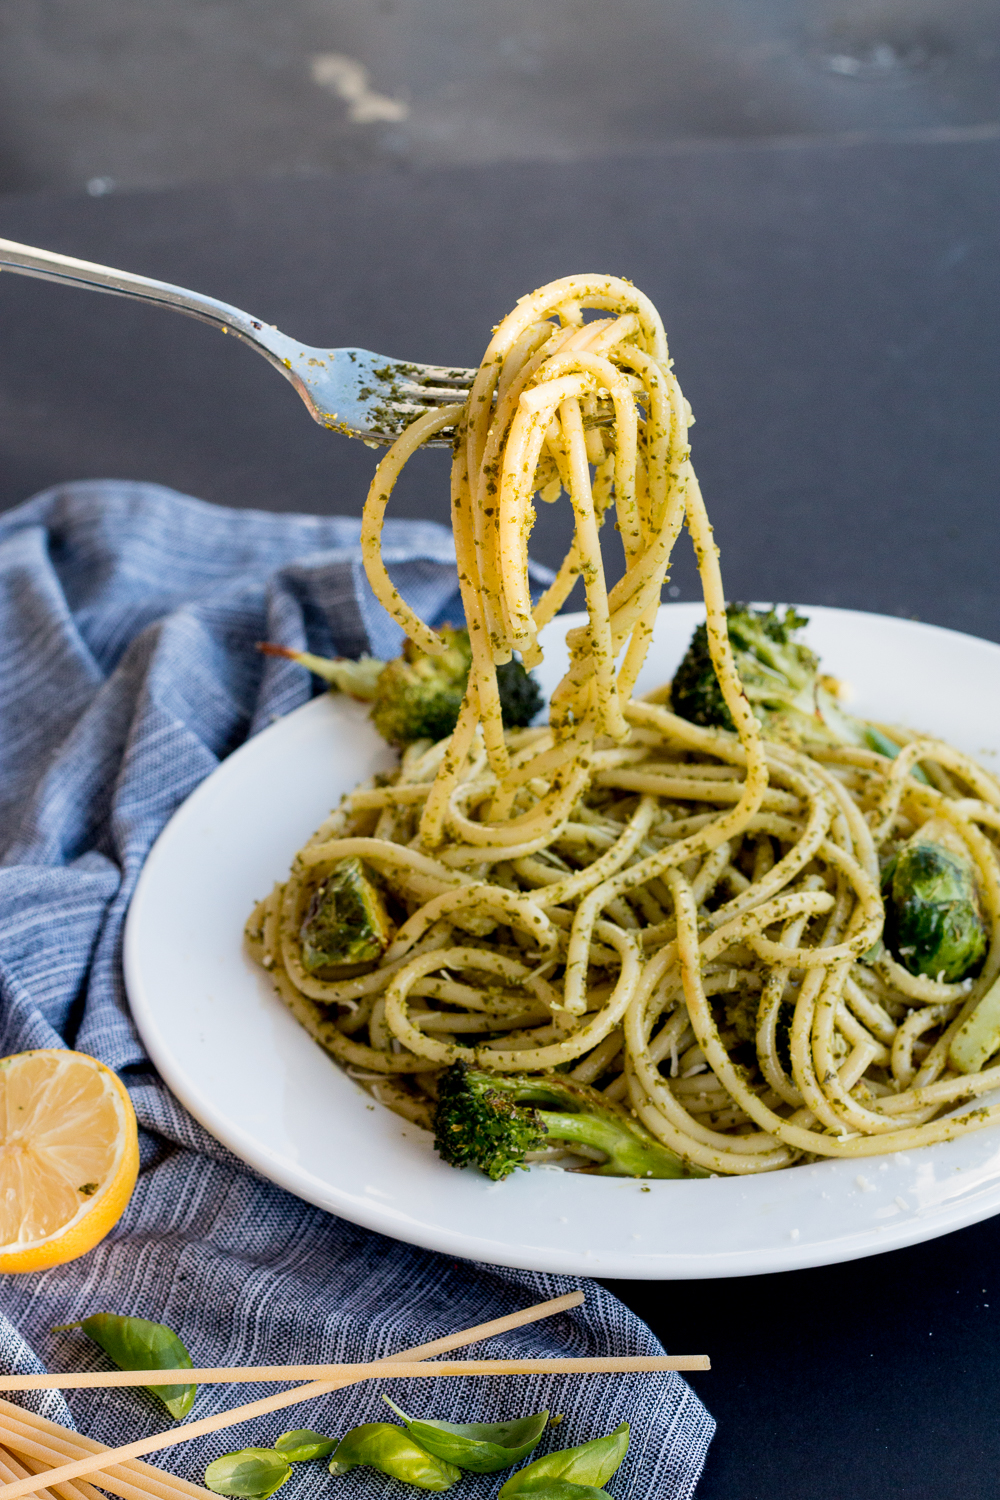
[245,275,1000,1177]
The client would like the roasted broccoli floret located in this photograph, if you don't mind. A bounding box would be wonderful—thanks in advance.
[371,628,473,745]
[882,820,987,983]
[258,630,541,747]
[299,857,393,972]
[433,1062,698,1181]
[671,603,913,754]
[671,604,839,746]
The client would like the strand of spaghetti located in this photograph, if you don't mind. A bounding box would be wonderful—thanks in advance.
[383,925,640,1071]
[0,1406,218,1500]
[359,403,465,654]
[418,701,482,849]
[891,1005,954,1088]
[615,345,677,532]
[381,885,558,965]
[267,963,432,1074]
[623,1062,793,1175]
[670,869,1000,1158]
[476,276,667,377]
[447,410,510,779]
[444,754,592,851]
[497,376,592,651]
[475,328,590,648]
[521,796,658,907]
[745,840,883,967]
[701,763,833,928]
[540,348,641,563]
[0,1357,704,1393]
[0,1444,101,1500]
[953,798,1000,833]
[297,838,470,881]
[530,538,583,630]
[623,943,789,1162]
[561,398,630,738]
[562,679,768,1014]
[0,1433,189,1500]
[754,891,821,1106]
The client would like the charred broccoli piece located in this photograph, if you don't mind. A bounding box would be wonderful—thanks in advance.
[433,1062,698,1181]
[495,656,544,729]
[671,604,835,746]
[300,857,392,972]
[669,603,920,755]
[258,630,540,747]
[882,821,987,983]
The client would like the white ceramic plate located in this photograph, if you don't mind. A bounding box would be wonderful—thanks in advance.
[124,604,1000,1279]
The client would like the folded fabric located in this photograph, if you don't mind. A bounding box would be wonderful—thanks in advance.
[0,481,714,1499]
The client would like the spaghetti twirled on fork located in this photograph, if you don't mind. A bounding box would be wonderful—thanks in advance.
[247,275,1000,1177]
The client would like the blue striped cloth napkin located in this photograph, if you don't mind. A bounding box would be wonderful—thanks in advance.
[0,481,715,1499]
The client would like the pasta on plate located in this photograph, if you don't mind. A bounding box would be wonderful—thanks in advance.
[246,274,1000,1178]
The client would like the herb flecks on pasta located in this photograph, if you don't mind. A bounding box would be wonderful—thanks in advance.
[245,274,1000,1177]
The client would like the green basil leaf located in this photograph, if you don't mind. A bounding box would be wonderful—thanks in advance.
[383,1397,548,1473]
[499,1423,629,1498]
[499,1481,611,1500]
[274,1429,337,1461]
[54,1314,196,1420]
[328,1423,461,1491]
[205,1450,292,1499]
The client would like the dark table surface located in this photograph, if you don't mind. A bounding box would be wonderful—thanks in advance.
[1,137,999,1499]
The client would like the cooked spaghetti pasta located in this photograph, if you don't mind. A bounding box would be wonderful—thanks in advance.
[246,274,1000,1175]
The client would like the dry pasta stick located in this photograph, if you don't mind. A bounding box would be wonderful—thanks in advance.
[0,1355,707,1393]
[0,1293,587,1499]
[0,1405,210,1500]
[0,1445,100,1500]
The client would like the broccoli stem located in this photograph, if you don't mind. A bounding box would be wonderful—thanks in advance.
[540,1111,690,1178]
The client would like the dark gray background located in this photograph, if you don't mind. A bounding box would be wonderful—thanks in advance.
[0,134,996,638]
[1,0,998,195]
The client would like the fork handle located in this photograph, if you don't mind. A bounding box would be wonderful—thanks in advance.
[0,235,298,374]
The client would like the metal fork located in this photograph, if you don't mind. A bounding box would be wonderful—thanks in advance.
[0,236,475,446]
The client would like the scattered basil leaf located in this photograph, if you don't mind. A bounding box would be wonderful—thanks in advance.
[328,1423,461,1491]
[499,1422,629,1498]
[53,1313,196,1420]
[205,1449,292,1499]
[499,1481,611,1500]
[382,1398,548,1474]
[274,1429,337,1461]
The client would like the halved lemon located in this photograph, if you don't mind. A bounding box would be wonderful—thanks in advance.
[0,1049,139,1273]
